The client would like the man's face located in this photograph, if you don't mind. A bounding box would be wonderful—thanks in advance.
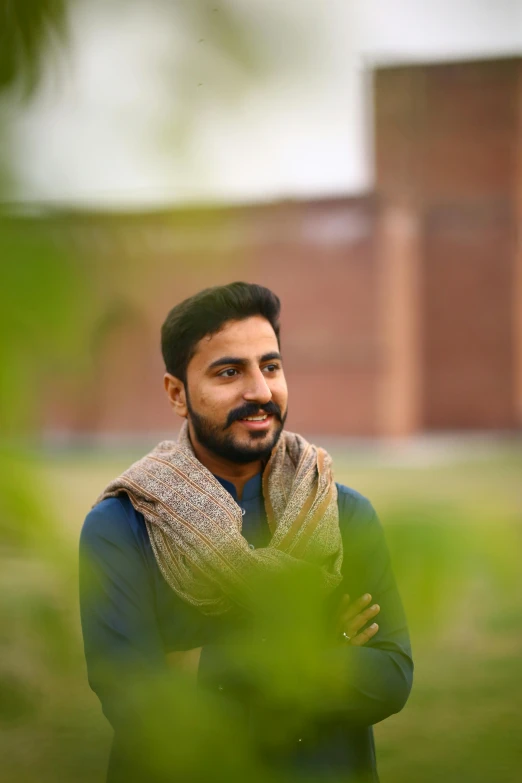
[184,316,288,465]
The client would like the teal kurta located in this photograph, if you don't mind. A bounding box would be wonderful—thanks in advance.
[80,475,413,782]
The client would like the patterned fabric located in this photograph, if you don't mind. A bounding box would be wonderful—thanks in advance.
[97,422,343,615]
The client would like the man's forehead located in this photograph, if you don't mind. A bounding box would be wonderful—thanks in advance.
[196,317,278,358]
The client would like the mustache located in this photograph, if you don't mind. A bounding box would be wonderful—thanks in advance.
[225,401,283,428]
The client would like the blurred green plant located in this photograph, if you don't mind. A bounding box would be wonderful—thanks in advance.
[0,4,310,782]
[0,0,68,97]
[0,0,294,772]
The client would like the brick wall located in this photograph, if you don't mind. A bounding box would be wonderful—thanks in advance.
[37,55,522,440]
[374,57,522,433]
[40,197,380,440]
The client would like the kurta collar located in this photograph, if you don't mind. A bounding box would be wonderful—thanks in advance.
[214,472,262,502]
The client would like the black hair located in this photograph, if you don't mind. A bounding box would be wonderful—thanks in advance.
[161,282,281,382]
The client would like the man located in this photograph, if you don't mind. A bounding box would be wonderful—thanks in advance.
[80,282,413,782]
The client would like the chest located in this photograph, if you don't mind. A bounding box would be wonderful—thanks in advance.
[150,494,270,653]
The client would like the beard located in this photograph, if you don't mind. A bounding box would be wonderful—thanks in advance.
[186,395,287,465]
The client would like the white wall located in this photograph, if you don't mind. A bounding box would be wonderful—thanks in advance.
[9,0,522,207]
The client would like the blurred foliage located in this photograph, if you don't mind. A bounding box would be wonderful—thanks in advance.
[0,1,297,776]
[0,218,90,434]
[0,0,68,97]
[0,0,300,165]
[0,0,279,99]
[0,450,518,782]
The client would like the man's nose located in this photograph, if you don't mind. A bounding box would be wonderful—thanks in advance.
[243,369,272,404]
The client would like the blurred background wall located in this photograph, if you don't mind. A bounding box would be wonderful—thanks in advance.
[9,52,522,442]
[5,1,522,444]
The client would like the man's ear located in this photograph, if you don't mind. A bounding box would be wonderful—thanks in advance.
[164,373,188,418]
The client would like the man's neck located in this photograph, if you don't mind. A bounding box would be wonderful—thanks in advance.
[188,436,262,502]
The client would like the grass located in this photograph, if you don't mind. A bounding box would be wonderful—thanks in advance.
[2,441,521,782]
[331,445,522,783]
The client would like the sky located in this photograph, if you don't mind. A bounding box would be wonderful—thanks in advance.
[9,0,522,208]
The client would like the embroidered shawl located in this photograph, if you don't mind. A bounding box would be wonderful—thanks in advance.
[97,422,343,615]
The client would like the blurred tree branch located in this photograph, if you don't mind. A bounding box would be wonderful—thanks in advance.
[0,0,68,97]
[0,0,285,102]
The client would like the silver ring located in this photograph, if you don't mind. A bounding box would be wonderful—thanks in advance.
[342,632,351,642]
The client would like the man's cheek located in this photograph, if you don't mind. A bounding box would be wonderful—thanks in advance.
[197,389,217,410]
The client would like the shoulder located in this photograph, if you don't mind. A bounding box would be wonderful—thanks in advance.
[335,482,377,526]
[335,482,385,553]
[80,494,147,554]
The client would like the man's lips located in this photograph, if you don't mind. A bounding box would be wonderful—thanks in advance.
[235,413,274,432]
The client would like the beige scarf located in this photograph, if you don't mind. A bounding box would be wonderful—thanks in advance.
[98,422,343,615]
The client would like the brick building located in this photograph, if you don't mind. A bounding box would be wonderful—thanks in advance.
[40,56,522,440]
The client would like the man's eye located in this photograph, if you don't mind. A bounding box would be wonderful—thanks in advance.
[218,368,238,378]
[263,364,280,373]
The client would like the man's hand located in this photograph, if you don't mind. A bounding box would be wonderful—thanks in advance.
[336,593,380,647]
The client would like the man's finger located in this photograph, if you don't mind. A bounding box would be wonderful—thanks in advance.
[335,594,351,635]
[338,602,379,638]
[349,622,379,647]
[340,594,351,612]
[344,603,380,637]
[342,593,372,622]
[336,593,375,637]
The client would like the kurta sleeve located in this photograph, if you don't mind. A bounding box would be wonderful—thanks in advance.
[79,497,168,731]
[330,487,413,726]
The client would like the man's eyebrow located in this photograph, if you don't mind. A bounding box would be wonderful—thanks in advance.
[207,352,282,371]
[260,352,282,363]
[208,356,247,370]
